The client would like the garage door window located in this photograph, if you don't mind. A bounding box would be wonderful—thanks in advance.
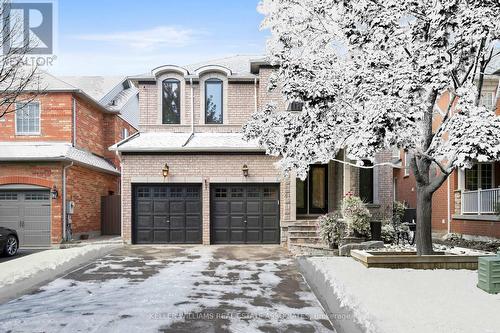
[0,193,18,200]
[186,188,200,198]
[153,188,168,198]
[25,193,50,200]
[215,188,227,198]
[137,188,150,197]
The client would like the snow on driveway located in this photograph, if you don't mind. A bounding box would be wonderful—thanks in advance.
[0,246,333,333]
[307,256,500,333]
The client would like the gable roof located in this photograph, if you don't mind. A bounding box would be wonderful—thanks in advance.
[57,76,124,102]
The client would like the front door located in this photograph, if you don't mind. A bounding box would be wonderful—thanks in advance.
[296,165,328,215]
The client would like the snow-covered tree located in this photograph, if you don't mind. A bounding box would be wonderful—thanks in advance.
[244,0,500,254]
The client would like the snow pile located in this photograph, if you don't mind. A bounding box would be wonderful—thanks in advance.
[0,244,112,289]
[308,257,500,333]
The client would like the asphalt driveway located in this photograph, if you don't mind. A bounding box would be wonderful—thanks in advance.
[0,245,334,333]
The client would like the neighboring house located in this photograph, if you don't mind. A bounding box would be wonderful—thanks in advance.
[0,72,138,247]
[111,55,393,246]
[394,68,500,239]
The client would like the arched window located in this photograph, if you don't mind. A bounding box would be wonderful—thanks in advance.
[205,78,223,124]
[162,79,180,124]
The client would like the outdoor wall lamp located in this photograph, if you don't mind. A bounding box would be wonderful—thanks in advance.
[50,185,58,199]
[162,163,170,179]
[242,164,249,177]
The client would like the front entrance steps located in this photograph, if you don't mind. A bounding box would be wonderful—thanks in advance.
[282,220,337,256]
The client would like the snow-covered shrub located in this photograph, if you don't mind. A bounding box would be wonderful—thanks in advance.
[318,213,346,247]
[381,223,396,244]
[393,201,406,225]
[341,193,371,237]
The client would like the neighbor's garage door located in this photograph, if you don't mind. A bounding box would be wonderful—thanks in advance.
[211,184,280,244]
[0,190,51,247]
[133,184,202,244]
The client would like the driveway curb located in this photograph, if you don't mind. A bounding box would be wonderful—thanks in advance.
[0,244,121,304]
[296,256,364,333]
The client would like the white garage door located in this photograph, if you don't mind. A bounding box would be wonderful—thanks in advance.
[0,190,51,247]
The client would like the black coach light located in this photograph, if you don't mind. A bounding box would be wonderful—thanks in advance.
[162,163,170,178]
[50,185,58,199]
[242,164,249,177]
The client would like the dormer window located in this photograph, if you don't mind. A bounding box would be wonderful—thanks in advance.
[162,79,181,124]
[205,78,223,124]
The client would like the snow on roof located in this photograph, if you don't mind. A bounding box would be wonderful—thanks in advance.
[57,76,124,101]
[111,132,264,152]
[0,142,119,174]
[106,86,139,112]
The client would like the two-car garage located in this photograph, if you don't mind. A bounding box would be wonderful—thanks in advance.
[132,183,280,245]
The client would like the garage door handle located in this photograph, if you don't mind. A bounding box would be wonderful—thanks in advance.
[166,219,170,224]
[243,220,247,224]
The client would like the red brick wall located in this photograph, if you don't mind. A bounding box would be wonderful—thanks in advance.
[0,162,64,243]
[393,167,417,208]
[66,165,119,236]
[0,93,73,142]
[451,220,500,239]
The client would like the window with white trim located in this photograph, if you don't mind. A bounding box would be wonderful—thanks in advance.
[480,91,495,111]
[404,152,411,177]
[465,163,493,191]
[121,128,129,139]
[16,102,40,135]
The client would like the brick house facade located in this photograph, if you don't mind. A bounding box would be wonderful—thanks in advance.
[394,75,500,239]
[113,56,394,246]
[0,74,137,246]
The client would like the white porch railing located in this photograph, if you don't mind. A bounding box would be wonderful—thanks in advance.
[461,188,500,214]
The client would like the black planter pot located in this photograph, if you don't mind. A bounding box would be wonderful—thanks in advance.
[370,221,382,241]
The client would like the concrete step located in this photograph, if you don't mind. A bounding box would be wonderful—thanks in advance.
[288,225,318,232]
[288,230,319,238]
[288,236,322,244]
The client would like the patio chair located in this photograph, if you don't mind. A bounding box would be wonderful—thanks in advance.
[393,208,417,245]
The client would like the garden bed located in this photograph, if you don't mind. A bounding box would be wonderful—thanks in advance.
[351,249,493,269]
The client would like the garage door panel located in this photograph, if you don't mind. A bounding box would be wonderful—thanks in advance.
[186,230,201,242]
[136,230,153,243]
[169,201,185,214]
[170,215,185,228]
[230,230,244,243]
[262,202,278,214]
[263,229,279,243]
[213,229,228,243]
[230,216,245,227]
[153,216,168,227]
[213,201,228,214]
[153,230,168,243]
[263,216,278,228]
[138,201,153,214]
[246,230,261,243]
[186,215,201,228]
[133,185,202,244]
[246,201,260,214]
[246,215,260,228]
[169,230,185,243]
[153,201,169,214]
[186,201,201,213]
[23,232,50,247]
[230,201,244,214]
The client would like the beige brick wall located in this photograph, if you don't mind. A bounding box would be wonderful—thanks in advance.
[121,153,290,244]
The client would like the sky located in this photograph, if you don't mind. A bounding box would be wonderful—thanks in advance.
[49,0,267,75]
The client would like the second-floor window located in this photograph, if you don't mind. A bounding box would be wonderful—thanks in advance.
[16,102,40,135]
[205,78,223,124]
[162,79,181,124]
[465,163,493,191]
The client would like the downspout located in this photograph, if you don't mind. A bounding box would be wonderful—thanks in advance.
[62,161,73,242]
[254,78,258,112]
[183,78,195,147]
[72,97,77,146]
[447,176,451,234]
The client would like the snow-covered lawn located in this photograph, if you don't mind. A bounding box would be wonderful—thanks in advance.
[307,256,500,333]
[0,244,115,289]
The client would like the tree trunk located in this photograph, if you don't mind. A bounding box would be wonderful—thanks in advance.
[415,185,433,255]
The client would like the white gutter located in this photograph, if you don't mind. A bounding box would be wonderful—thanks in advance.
[62,161,73,241]
[72,97,76,146]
